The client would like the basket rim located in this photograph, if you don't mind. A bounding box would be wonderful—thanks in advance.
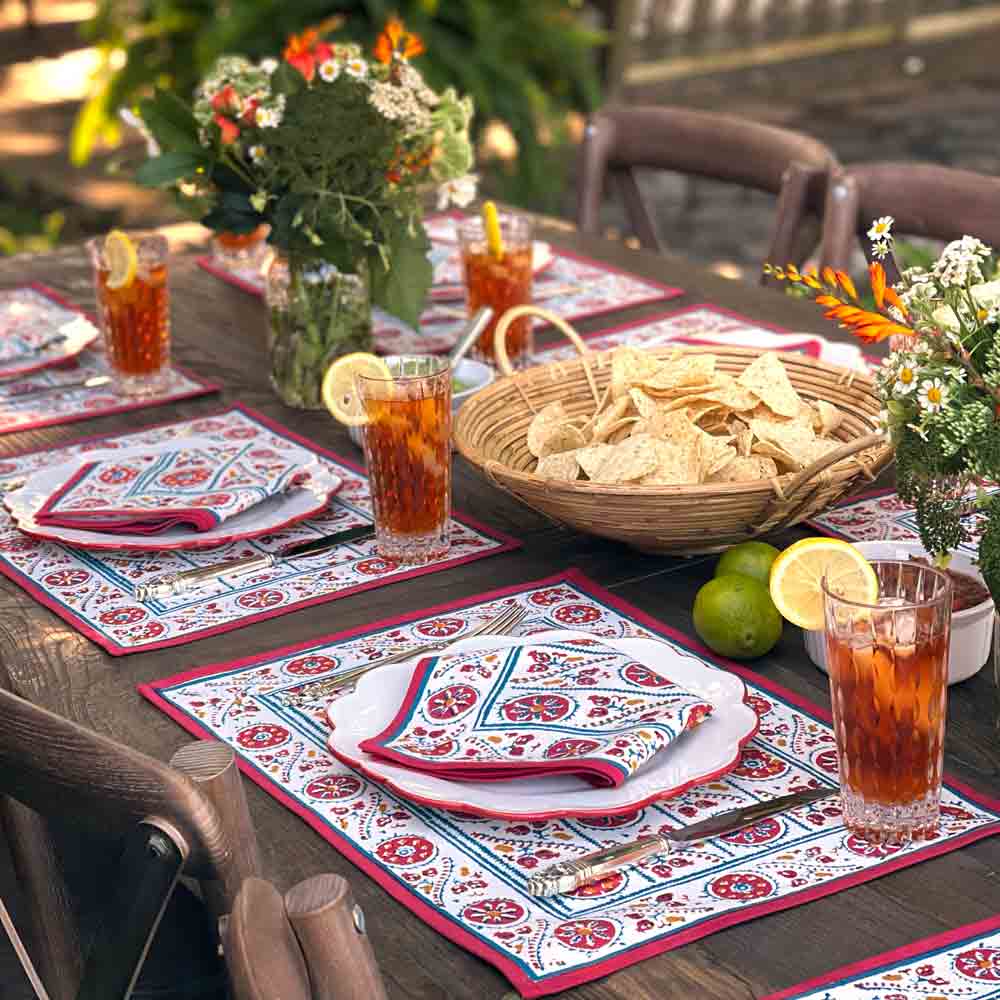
[454,342,888,496]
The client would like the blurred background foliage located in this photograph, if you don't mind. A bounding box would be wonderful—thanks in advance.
[72,0,605,213]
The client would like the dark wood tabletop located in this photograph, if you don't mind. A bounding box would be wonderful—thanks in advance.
[0,225,997,1000]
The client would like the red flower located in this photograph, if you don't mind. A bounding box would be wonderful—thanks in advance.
[211,85,239,113]
[284,27,321,81]
[213,113,240,144]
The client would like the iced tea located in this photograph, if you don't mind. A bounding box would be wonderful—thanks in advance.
[458,214,533,367]
[823,560,952,844]
[89,234,171,396]
[357,356,451,564]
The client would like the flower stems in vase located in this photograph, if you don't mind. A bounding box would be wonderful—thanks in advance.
[266,253,372,409]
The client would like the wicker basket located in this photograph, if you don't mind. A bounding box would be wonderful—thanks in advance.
[453,306,893,555]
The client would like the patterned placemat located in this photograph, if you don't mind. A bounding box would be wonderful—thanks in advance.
[139,569,1000,998]
[534,304,873,372]
[762,913,1000,999]
[0,406,518,655]
[0,285,217,434]
[808,485,1000,558]
[197,239,681,356]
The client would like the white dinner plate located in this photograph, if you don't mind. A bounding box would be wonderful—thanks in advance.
[429,241,555,300]
[0,314,100,379]
[327,629,759,821]
[4,437,343,552]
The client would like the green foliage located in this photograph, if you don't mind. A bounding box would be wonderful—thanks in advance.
[978,499,1000,605]
[75,0,603,211]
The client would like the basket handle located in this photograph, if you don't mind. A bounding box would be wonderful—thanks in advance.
[749,431,887,538]
[493,306,602,410]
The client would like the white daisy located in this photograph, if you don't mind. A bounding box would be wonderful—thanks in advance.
[255,106,282,128]
[871,239,892,260]
[894,364,919,394]
[259,58,278,75]
[918,378,948,413]
[867,216,894,241]
[344,58,368,79]
[248,144,267,164]
[318,59,340,83]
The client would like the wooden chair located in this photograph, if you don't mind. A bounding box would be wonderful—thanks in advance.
[819,162,1000,274]
[0,684,388,1000]
[575,105,838,283]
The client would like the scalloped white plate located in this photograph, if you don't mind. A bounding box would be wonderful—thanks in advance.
[327,628,759,820]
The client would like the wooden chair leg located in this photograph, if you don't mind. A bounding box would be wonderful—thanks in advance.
[170,741,262,919]
[225,879,311,1000]
[614,168,663,252]
[0,797,83,1000]
[284,875,388,1000]
[763,161,815,286]
[819,170,860,273]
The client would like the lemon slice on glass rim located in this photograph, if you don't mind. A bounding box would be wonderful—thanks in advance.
[768,537,879,631]
[322,353,393,427]
[104,230,138,290]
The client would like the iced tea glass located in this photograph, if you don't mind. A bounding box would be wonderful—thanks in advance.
[823,560,952,844]
[457,213,533,367]
[357,356,451,564]
[88,233,171,396]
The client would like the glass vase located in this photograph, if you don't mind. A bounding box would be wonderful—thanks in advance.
[265,252,373,409]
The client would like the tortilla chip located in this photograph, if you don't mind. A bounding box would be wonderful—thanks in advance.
[607,419,640,444]
[591,397,633,442]
[593,434,659,483]
[815,400,844,436]
[527,402,568,457]
[535,451,580,481]
[576,443,617,480]
[629,388,660,420]
[701,440,737,478]
[611,347,662,399]
[735,427,754,457]
[751,440,799,469]
[707,455,780,482]
[641,354,717,391]
[749,413,817,466]
[736,353,801,418]
[640,436,702,486]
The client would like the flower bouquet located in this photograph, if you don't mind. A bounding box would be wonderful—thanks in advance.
[765,220,1000,611]
[134,18,475,408]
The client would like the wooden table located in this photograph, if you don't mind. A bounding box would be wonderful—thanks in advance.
[1,228,997,1000]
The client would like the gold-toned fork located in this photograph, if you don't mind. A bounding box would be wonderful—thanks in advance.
[325,603,528,696]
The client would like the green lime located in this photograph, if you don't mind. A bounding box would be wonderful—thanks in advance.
[714,541,781,586]
[693,573,783,660]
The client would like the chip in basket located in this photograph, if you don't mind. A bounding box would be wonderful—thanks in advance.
[529,347,845,486]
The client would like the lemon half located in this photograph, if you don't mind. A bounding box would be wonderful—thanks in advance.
[768,537,879,631]
[322,352,392,427]
[104,230,138,290]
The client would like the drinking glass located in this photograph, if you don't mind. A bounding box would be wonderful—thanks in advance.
[356,356,451,564]
[212,225,270,271]
[457,213,534,367]
[823,560,952,844]
[88,233,171,396]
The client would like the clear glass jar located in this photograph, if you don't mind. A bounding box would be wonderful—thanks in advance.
[265,252,373,409]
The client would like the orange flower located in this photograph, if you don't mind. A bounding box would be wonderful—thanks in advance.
[869,262,887,310]
[835,270,858,301]
[374,16,425,64]
[213,113,240,145]
[285,27,321,81]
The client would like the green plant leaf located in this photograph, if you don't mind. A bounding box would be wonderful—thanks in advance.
[134,151,205,187]
[138,88,202,153]
[368,219,432,328]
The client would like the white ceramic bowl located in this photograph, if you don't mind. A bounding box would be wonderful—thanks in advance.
[348,357,494,449]
[803,541,995,685]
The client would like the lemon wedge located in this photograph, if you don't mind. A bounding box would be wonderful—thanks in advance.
[482,200,504,260]
[768,537,879,631]
[104,230,138,290]
[322,353,393,427]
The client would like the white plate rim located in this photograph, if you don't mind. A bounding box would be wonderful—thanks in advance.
[4,436,343,551]
[0,312,101,379]
[326,629,760,820]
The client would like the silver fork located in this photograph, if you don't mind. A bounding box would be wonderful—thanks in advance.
[325,603,528,695]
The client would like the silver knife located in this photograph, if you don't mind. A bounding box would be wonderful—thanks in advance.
[527,787,835,897]
[135,523,375,602]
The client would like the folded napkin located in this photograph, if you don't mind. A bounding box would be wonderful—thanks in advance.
[35,443,309,534]
[359,637,714,787]
[0,302,66,363]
